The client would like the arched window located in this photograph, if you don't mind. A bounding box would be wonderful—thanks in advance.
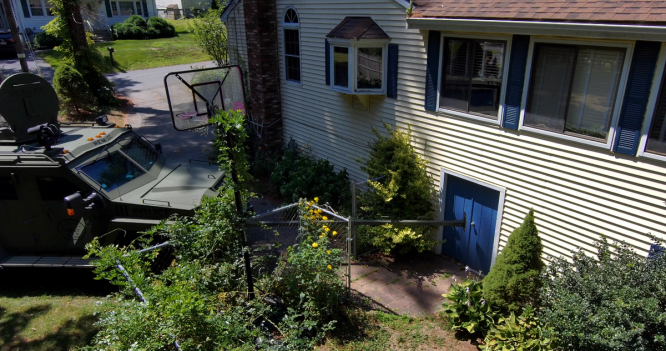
[283,7,301,83]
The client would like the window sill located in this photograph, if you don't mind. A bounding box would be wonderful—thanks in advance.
[331,86,384,95]
[639,150,666,163]
[437,108,500,125]
[519,125,612,149]
[284,79,302,87]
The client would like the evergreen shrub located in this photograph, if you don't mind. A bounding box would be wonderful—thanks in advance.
[538,237,666,351]
[147,17,176,38]
[356,123,438,255]
[483,209,544,313]
[53,65,96,113]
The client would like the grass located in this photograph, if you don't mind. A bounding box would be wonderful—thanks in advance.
[319,310,479,351]
[0,268,115,351]
[37,19,209,73]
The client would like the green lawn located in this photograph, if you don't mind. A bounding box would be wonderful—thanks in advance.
[0,269,115,351]
[38,19,209,73]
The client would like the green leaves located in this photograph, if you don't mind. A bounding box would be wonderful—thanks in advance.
[482,306,557,351]
[442,279,499,335]
[188,9,229,66]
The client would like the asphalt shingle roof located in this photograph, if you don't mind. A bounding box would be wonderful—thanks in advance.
[326,17,391,40]
[411,0,666,24]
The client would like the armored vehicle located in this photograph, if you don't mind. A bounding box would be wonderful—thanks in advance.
[0,67,245,268]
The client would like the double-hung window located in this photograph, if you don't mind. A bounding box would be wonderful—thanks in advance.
[523,43,627,142]
[645,66,666,156]
[440,38,507,119]
[119,1,134,15]
[283,7,300,83]
[28,0,44,16]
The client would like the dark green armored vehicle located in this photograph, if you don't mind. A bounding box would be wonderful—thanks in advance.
[0,70,243,268]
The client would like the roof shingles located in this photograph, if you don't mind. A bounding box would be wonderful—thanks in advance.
[411,0,666,24]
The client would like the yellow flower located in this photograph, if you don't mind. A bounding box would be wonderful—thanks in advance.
[319,235,323,238]
[314,197,319,202]
[326,250,331,255]
[309,209,313,214]
[327,265,332,270]
[324,227,330,232]
[309,201,314,206]
[332,231,338,236]
[312,242,319,248]
[317,209,323,214]
[322,216,328,221]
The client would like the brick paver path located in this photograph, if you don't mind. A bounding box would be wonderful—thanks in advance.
[349,253,471,316]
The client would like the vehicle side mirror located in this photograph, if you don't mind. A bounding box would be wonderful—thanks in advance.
[63,192,84,216]
[63,191,105,216]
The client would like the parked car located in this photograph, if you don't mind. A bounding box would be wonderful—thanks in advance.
[0,30,17,57]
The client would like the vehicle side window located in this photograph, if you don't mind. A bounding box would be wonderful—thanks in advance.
[0,177,18,200]
[37,177,80,201]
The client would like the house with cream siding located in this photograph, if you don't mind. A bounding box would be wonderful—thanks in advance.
[222,0,666,274]
[0,0,158,33]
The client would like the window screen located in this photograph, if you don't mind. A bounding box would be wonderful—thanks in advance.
[284,29,300,82]
[334,46,349,88]
[0,177,18,200]
[37,177,80,201]
[357,47,383,89]
[525,44,625,140]
[119,1,134,15]
[440,38,506,118]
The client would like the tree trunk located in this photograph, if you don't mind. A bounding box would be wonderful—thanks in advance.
[62,0,88,67]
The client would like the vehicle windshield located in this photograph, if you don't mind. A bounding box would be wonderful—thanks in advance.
[77,151,145,191]
[121,137,159,170]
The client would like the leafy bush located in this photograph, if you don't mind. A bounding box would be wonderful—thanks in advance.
[538,237,666,351]
[112,16,176,40]
[53,65,96,113]
[270,149,351,209]
[482,305,557,351]
[189,7,228,66]
[147,17,176,38]
[32,31,62,50]
[356,123,439,255]
[442,278,499,335]
[483,209,544,313]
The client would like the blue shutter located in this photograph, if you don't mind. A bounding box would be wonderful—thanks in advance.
[105,0,113,17]
[424,30,440,111]
[325,39,330,85]
[142,0,149,17]
[502,35,530,130]
[387,43,399,99]
[613,41,661,156]
[20,0,30,18]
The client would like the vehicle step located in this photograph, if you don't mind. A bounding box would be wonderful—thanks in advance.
[0,255,95,268]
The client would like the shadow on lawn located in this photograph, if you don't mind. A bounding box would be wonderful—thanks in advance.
[0,305,99,351]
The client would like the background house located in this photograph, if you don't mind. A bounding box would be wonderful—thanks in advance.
[1,0,158,35]
[223,0,666,273]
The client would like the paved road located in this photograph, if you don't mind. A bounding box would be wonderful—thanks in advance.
[106,61,217,162]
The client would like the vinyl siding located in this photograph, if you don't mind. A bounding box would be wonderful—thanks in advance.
[224,1,248,85]
[233,0,666,261]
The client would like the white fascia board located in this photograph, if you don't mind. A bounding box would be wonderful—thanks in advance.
[394,0,409,9]
[220,0,239,22]
[406,18,666,41]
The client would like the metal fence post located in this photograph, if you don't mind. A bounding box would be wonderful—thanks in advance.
[347,216,352,299]
[351,181,358,261]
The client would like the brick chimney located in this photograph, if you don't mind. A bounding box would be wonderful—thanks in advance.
[243,0,282,149]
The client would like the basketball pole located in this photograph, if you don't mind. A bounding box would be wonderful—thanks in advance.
[1,0,29,72]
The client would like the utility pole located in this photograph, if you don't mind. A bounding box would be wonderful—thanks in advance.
[1,0,28,72]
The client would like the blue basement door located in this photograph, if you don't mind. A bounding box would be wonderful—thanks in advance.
[442,176,500,274]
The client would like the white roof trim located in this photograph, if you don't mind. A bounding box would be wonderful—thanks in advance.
[407,17,666,41]
[220,0,240,22]
[394,0,409,9]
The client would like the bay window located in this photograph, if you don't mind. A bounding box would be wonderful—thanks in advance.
[330,42,387,94]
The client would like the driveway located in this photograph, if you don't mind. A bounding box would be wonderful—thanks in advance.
[0,51,54,82]
[106,61,217,162]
